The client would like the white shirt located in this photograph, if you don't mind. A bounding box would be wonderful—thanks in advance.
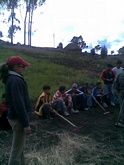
[112,67,123,81]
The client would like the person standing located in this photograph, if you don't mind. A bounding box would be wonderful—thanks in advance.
[1,56,31,165]
[115,69,124,127]
[112,60,123,104]
[112,60,123,81]
[101,64,115,106]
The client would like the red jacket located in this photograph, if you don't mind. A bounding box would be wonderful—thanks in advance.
[0,101,8,117]
[101,69,115,84]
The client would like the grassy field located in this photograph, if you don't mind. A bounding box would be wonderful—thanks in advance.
[0,44,124,165]
[0,47,100,99]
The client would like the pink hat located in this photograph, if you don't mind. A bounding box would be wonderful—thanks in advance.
[7,56,31,67]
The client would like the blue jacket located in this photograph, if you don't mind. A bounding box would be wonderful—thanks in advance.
[5,71,31,128]
[92,86,103,97]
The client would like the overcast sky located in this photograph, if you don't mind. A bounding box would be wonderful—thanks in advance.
[0,0,124,53]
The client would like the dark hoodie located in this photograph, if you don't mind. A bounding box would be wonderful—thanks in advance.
[5,71,31,128]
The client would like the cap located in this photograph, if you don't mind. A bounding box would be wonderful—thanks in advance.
[72,83,78,88]
[7,56,31,67]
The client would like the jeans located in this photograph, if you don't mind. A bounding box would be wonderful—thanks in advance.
[104,84,115,102]
[72,94,86,110]
[52,99,67,115]
[8,119,25,165]
[86,95,93,107]
[119,90,124,120]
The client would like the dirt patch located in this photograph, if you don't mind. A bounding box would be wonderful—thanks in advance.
[1,104,124,164]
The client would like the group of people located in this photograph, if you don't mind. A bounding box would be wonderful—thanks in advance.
[0,55,124,165]
[34,60,123,119]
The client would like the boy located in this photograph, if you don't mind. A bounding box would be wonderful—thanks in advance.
[92,82,109,108]
[35,85,53,119]
[101,64,115,106]
[66,83,85,112]
[52,86,72,116]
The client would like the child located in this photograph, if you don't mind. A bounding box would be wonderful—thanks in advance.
[52,86,73,116]
[92,82,109,108]
[0,94,11,130]
[35,85,68,118]
[34,85,53,119]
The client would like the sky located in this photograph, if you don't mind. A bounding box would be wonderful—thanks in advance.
[0,0,124,53]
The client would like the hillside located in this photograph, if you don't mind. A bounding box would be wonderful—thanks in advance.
[0,43,124,165]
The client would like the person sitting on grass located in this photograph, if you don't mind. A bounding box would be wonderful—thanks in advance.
[35,85,68,119]
[92,82,109,108]
[66,83,86,112]
[52,86,73,116]
[78,82,93,109]
[0,94,11,130]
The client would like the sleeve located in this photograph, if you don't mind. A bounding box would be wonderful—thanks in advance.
[92,87,97,97]
[101,70,106,81]
[112,70,115,80]
[11,79,29,128]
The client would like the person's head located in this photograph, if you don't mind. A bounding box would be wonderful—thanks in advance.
[7,56,30,74]
[43,85,51,95]
[96,82,102,88]
[72,83,78,91]
[84,82,89,88]
[116,60,122,68]
[107,64,113,71]
[59,86,66,94]
[0,56,30,84]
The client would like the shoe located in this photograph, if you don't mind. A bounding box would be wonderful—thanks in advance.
[103,103,108,108]
[84,107,89,111]
[71,109,79,114]
[115,122,124,127]
[64,111,70,116]
[111,102,115,106]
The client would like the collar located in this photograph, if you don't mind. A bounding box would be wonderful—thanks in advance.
[8,71,23,78]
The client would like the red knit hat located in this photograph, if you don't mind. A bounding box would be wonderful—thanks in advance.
[7,56,30,67]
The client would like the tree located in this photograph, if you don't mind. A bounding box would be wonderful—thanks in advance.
[70,35,88,50]
[111,50,114,55]
[90,48,95,56]
[94,45,101,52]
[118,46,124,55]
[0,0,21,44]
[0,31,3,38]
[100,45,108,58]
[24,0,46,46]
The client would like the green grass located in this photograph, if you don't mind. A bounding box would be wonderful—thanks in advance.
[0,48,98,100]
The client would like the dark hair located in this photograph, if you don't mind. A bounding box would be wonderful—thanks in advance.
[96,82,101,86]
[117,60,122,64]
[43,85,51,91]
[107,64,113,68]
[0,63,14,84]
[59,86,66,92]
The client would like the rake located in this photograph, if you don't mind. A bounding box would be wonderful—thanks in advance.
[91,94,110,115]
[51,109,84,131]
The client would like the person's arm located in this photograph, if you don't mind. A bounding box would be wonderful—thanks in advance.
[116,74,120,92]
[101,70,106,81]
[92,87,97,97]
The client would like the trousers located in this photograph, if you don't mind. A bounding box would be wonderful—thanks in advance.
[8,119,25,165]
